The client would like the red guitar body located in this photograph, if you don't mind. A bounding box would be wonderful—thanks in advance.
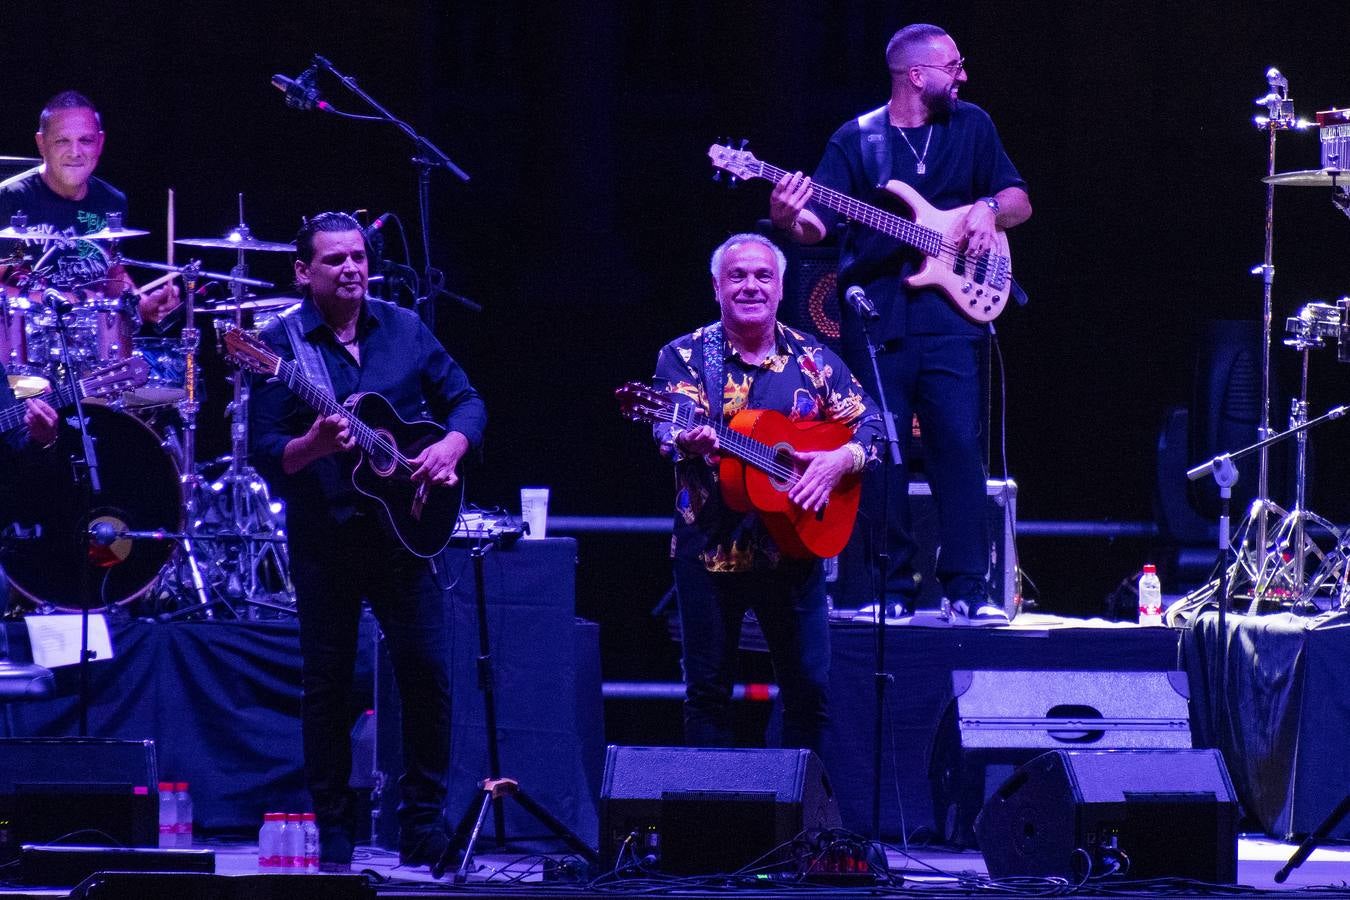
[718,408,861,559]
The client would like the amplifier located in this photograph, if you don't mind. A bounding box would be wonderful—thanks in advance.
[909,479,1018,617]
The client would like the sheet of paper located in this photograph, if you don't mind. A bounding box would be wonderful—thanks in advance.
[23,614,114,668]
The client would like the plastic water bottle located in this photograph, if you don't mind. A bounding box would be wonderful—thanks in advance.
[280,813,305,872]
[1138,564,1164,626]
[301,812,319,873]
[174,782,193,848]
[258,812,284,871]
[158,782,177,848]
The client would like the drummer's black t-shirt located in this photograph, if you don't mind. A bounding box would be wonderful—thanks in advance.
[0,167,128,286]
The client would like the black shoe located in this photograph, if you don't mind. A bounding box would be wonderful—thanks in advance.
[399,827,451,867]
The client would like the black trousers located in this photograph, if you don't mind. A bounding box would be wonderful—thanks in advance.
[290,513,450,847]
[850,333,989,606]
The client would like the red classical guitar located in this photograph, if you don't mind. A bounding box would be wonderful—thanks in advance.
[616,382,860,559]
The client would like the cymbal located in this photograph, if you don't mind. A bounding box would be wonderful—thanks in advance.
[175,232,296,253]
[0,224,148,241]
[8,374,50,399]
[1263,168,1350,187]
[200,295,300,315]
[0,225,55,241]
[80,225,150,240]
[0,156,38,172]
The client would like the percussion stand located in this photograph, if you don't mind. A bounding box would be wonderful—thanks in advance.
[1236,68,1306,605]
[170,264,215,613]
[205,205,295,613]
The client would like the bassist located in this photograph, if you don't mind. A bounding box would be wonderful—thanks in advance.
[652,233,881,754]
[249,212,485,870]
[769,23,1031,623]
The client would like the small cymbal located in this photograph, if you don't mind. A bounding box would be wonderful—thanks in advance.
[1263,168,1350,187]
[176,232,296,253]
[8,374,50,399]
[200,295,300,314]
[0,225,57,241]
[77,225,151,241]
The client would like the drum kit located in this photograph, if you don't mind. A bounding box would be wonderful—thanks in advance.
[0,200,303,618]
[1184,88,1350,615]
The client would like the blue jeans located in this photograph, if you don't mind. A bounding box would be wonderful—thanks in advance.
[290,513,450,849]
[674,557,830,754]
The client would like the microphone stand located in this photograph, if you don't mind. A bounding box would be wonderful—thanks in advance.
[308,54,480,326]
[856,304,901,842]
[50,300,100,737]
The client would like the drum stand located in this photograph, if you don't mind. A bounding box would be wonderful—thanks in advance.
[191,211,295,615]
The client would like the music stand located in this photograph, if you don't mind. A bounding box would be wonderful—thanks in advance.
[431,533,597,881]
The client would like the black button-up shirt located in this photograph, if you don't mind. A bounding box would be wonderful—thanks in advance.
[249,296,486,536]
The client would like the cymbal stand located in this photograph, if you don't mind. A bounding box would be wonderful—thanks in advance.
[195,197,295,614]
[1245,337,1340,606]
[1242,68,1310,602]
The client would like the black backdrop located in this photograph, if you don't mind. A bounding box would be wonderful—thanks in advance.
[8,3,1350,708]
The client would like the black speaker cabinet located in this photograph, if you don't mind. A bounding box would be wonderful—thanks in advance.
[975,749,1238,883]
[0,738,158,862]
[933,670,1192,847]
[599,746,841,875]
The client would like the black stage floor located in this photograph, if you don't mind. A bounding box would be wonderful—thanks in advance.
[3,837,1350,898]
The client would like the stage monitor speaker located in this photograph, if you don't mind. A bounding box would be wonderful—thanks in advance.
[932,670,1192,848]
[0,738,158,862]
[599,745,841,875]
[974,748,1238,884]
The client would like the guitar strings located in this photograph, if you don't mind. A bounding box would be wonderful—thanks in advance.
[671,406,799,484]
[283,362,415,474]
[754,161,1005,278]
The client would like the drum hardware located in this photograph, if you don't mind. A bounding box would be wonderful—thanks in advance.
[1203,69,1322,613]
[151,198,297,619]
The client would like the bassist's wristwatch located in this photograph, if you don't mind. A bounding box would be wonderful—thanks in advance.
[978,196,1000,214]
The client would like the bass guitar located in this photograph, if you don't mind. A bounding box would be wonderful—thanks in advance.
[222,327,463,558]
[708,142,1017,323]
[616,381,860,559]
[0,358,150,435]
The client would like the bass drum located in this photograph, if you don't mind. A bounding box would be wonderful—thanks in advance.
[0,404,182,610]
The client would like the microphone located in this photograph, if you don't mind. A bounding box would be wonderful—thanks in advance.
[844,284,879,320]
[88,521,120,546]
[42,287,78,314]
[271,70,329,112]
[364,212,393,243]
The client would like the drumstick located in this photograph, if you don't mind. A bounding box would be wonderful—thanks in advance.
[167,188,175,266]
[134,271,180,298]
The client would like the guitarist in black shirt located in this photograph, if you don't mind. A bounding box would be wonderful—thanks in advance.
[249,212,485,870]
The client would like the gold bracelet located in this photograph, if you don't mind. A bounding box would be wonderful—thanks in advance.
[845,441,866,473]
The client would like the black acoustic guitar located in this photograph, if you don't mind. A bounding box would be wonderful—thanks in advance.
[223,327,462,558]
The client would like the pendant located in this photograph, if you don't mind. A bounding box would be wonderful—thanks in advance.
[916,162,926,175]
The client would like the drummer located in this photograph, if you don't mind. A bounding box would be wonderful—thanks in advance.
[0,90,180,329]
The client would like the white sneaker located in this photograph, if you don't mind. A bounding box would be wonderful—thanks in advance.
[948,597,1010,626]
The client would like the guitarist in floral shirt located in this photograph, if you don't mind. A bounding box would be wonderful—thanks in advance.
[651,232,881,753]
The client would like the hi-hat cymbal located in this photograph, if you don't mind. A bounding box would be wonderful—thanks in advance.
[1263,168,1350,187]
[176,232,296,253]
[200,295,301,314]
